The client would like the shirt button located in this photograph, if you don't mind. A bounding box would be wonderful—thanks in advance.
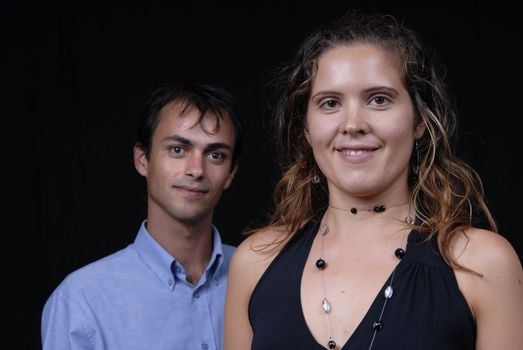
[201,343,209,350]
[194,293,200,299]
[176,266,181,273]
[168,279,173,285]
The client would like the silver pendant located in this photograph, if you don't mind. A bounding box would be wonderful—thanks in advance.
[322,298,331,313]
[319,224,329,236]
[384,285,393,299]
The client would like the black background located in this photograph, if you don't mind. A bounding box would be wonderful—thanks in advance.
[6,1,521,348]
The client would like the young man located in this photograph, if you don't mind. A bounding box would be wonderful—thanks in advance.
[41,82,242,350]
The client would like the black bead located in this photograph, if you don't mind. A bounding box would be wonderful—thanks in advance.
[373,205,386,213]
[394,248,405,259]
[350,207,357,214]
[372,321,384,331]
[328,340,336,349]
[316,258,326,270]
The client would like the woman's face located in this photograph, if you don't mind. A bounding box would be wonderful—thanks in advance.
[305,44,425,204]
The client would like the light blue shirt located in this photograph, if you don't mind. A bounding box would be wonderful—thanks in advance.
[41,221,235,350]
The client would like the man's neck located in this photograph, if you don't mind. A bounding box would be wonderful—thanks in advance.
[146,215,214,285]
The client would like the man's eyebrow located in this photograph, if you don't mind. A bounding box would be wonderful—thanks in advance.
[163,135,232,151]
[206,142,232,151]
[163,135,193,145]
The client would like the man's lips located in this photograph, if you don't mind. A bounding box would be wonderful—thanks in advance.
[173,185,209,196]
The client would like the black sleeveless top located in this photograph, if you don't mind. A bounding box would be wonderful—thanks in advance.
[249,221,475,349]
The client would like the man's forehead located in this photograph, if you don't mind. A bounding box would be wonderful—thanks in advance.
[161,100,229,123]
[156,102,234,141]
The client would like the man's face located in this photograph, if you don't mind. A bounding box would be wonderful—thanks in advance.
[135,102,237,225]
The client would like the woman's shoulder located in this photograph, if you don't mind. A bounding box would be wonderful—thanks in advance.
[454,229,523,347]
[232,226,290,269]
[227,226,292,307]
[452,227,522,275]
[453,227,523,319]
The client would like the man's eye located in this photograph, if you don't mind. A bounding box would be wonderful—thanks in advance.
[210,152,224,160]
[169,146,184,155]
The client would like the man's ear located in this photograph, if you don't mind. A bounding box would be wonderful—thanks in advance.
[134,145,148,177]
[224,163,238,190]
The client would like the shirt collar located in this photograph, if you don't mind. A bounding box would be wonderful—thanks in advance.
[134,220,224,289]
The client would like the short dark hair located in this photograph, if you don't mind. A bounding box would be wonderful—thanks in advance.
[136,82,242,168]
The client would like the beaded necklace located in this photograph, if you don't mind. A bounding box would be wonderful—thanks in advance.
[329,201,409,215]
[315,215,412,349]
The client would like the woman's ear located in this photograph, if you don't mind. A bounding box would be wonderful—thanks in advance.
[414,119,426,139]
[304,127,311,144]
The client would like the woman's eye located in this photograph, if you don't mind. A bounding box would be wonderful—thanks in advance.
[320,99,340,109]
[371,95,390,106]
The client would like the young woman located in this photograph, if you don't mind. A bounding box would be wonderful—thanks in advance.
[224,12,523,350]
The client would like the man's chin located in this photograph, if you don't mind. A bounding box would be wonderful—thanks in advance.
[174,209,212,225]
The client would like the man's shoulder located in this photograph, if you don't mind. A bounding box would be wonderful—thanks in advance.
[54,244,138,295]
[222,242,236,256]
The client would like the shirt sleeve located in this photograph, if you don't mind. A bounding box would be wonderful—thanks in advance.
[41,280,101,350]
